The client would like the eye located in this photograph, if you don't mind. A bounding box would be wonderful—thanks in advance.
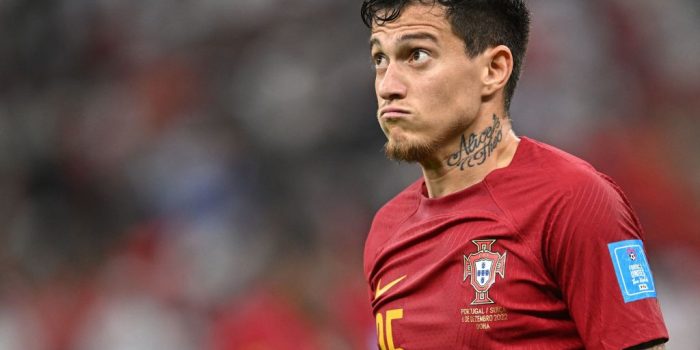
[373,54,388,70]
[409,49,430,64]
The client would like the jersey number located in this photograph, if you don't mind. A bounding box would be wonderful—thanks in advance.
[376,309,403,350]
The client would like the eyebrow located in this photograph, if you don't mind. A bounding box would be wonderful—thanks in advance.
[369,32,439,50]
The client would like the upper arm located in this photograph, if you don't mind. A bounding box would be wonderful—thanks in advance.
[545,173,669,349]
[626,340,667,350]
[646,345,666,350]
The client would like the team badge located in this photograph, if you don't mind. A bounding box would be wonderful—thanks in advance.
[608,239,657,303]
[463,239,507,305]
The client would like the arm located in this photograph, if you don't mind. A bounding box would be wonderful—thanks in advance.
[626,341,666,350]
[545,172,669,349]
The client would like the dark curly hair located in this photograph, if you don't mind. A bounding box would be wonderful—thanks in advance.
[361,0,530,111]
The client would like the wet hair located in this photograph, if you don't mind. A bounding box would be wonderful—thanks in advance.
[361,0,530,111]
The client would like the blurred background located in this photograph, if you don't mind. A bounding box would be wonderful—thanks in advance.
[0,0,698,349]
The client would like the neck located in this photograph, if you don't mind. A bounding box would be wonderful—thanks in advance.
[420,113,520,198]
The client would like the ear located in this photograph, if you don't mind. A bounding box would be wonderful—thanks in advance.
[481,45,513,97]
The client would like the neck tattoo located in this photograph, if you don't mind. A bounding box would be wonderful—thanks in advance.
[446,114,503,170]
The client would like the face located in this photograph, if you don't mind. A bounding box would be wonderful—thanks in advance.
[370,4,485,163]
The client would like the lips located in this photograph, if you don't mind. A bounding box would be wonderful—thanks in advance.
[379,107,410,119]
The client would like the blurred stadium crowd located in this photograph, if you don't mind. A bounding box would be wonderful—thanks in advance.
[0,0,699,349]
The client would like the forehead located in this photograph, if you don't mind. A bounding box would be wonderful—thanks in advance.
[370,4,452,43]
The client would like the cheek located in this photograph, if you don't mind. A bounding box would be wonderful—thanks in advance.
[419,74,478,115]
[374,82,381,104]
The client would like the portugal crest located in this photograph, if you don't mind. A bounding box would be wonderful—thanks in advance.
[463,240,507,305]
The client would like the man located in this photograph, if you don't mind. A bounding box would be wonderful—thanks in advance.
[361,0,669,349]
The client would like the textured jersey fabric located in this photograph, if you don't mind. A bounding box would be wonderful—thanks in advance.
[364,137,668,349]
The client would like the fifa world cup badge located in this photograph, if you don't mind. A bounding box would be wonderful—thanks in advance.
[463,240,507,305]
[608,239,657,303]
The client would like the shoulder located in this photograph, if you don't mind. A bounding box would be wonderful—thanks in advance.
[487,137,638,238]
[497,137,621,199]
[529,138,628,206]
[528,138,601,184]
[363,179,422,275]
[517,138,643,240]
[368,178,422,239]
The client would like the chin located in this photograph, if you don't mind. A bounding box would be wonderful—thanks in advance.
[384,139,435,163]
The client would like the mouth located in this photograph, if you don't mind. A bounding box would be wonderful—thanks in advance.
[379,107,411,120]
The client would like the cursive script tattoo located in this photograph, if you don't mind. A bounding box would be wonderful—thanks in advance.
[446,114,503,170]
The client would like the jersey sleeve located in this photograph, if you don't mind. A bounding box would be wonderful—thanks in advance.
[544,172,668,349]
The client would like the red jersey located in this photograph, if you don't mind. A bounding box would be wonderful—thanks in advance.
[364,137,668,349]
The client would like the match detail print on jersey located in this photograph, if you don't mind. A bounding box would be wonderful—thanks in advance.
[608,239,657,303]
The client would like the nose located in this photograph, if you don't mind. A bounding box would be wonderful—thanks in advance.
[377,64,407,101]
